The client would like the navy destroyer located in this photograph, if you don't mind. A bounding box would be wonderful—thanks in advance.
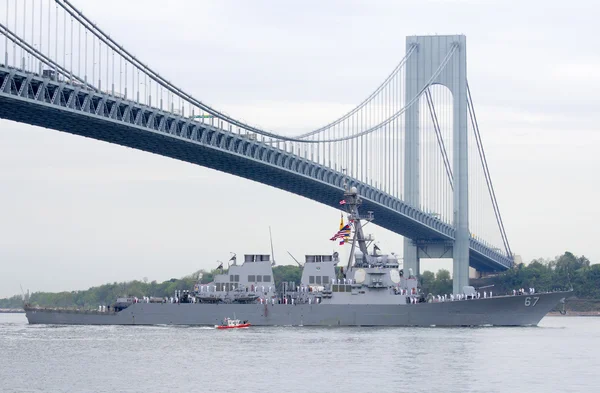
[25,188,570,326]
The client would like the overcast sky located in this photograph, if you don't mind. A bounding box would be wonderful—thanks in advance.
[1,0,598,298]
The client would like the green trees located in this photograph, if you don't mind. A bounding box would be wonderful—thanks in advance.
[0,295,24,308]
[419,269,452,295]
[475,252,596,297]
[273,265,302,288]
[420,252,596,297]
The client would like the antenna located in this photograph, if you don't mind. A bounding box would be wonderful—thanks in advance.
[19,284,25,303]
[269,226,276,266]
[287,251,303,267]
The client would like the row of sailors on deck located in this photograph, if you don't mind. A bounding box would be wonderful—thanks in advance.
[513,288,535,295]
[197,281,358,294]
[405,292,496,305]
[435,292,493,302]
[395,288,417,295]
[197,285,275,293]
[258,297,322,305]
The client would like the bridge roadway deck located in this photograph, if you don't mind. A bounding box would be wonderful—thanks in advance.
[0,66,513,271]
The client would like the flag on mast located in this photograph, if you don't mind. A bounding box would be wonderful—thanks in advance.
[330,224,351,242]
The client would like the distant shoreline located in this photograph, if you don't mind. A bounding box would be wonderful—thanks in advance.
[0,309,25,314]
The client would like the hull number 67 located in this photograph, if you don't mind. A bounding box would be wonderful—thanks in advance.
[524,297,540,307]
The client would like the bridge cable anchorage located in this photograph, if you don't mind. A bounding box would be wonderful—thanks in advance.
[0,22,92,90]
[466,81,512,258]
[293,43,417,139]
[424,88,453,190]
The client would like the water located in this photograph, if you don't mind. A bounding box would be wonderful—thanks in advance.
[0,314,598,393]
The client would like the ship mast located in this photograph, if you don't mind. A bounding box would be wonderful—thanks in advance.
[343,186,373,269]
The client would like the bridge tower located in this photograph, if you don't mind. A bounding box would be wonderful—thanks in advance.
[403,35,469,294]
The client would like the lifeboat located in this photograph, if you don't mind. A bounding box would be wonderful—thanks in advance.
[215,318,251,329]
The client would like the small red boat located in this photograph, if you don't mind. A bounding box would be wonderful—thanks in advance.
[215,318,251,329]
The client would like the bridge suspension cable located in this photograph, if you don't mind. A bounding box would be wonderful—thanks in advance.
[467,81,512,257]
[301,44,458,143]
[0,22,90,89]
[56,0,455,145]
[424,88,454,190]
[294,44,417,139]
[56,0,300,141]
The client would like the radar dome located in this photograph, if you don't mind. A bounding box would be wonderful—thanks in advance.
[354,269,366,284]
[350,186,358,193]
[390,270,400,284]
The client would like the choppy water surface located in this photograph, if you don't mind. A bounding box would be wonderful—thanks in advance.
[0,314,598,393]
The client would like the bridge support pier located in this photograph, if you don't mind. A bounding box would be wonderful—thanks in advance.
[403,238,420,277]
[404,35,470,294]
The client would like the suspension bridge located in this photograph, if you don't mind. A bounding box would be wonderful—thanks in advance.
[0,0,514,293]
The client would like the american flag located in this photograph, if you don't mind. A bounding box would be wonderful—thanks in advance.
[330,224,351,241]
[339,200,346,205]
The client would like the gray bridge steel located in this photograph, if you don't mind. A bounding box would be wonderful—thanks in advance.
[0,65,512,271]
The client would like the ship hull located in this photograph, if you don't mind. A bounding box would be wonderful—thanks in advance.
[25,291,569,327]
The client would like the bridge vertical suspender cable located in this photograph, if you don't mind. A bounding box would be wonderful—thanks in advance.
[466,82,512,257]
[424,88,454,191]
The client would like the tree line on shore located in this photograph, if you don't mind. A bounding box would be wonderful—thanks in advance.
[0,252,596,309]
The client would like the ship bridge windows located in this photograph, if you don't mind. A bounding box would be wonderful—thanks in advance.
[309,276,315,284]
[248,275,256,282]
[263,275,271,282]
[322,276,330,284]
[305,255,333,263]
[244,254,271,262]
[257,275,263,283]
[230,275,240,282]
[316,276,322,284]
